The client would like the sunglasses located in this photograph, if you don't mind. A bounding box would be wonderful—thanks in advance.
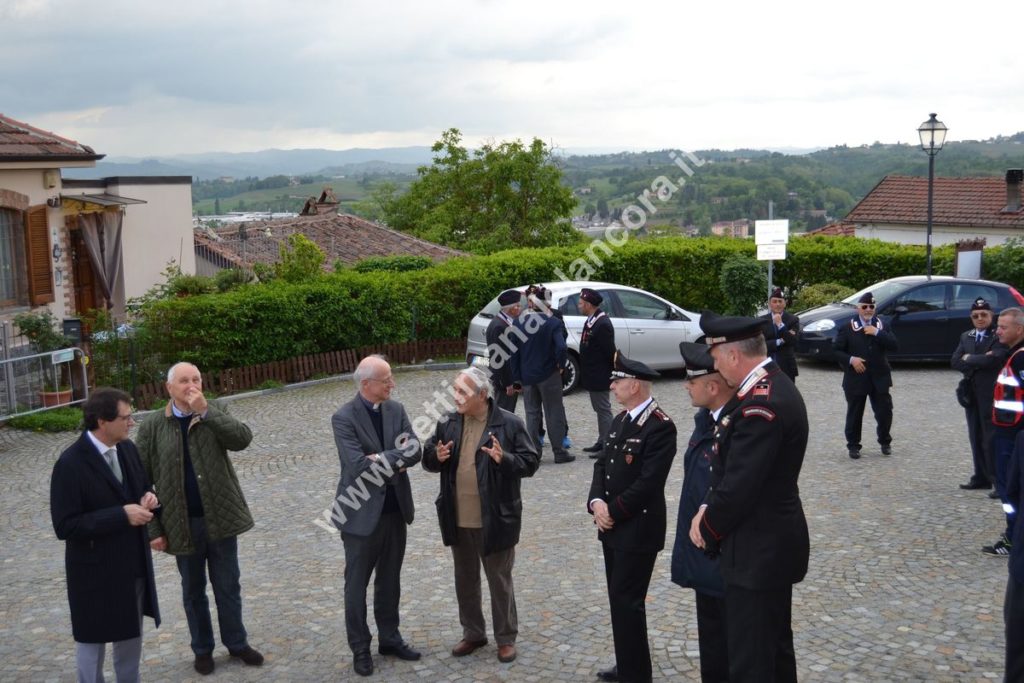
[858,304,875,310]
[971,312,990,319]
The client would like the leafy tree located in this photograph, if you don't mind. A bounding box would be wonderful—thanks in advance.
[597,197,609,219]
[214,198,221,215]
[274,233,325,282]
[381,128,580,253]
[719,254,768,316]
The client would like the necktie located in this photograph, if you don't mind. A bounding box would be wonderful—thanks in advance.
[105,448,123,484]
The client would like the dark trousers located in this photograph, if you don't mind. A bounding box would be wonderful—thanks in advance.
[964,399,994,485]
[724,583,796,683]
[589,390,613,447]
[176,517,248,655]
[1006,572,1024,682]
[524,370,569,458]
[844,390,893,451]
[602,545,657,683]
[342,510,407,652]
[451,527,518,645]
[495,388,518,414]
[995,434,1020,540]
[695,591,729,683]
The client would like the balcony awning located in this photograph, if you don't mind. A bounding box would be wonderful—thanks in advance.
[61,193,147,207]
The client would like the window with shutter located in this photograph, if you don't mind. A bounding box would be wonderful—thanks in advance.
[25,206,54,305]
[0,208,26,308]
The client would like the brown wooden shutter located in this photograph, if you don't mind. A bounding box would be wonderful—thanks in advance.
[25,206,55,305]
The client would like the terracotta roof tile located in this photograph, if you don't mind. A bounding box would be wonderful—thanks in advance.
[0,113,102,160]
[804,221,856,237]
[845,174,1024,229]
[195,212,465,270]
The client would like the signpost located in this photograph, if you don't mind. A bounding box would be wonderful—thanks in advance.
[755,219,789,297]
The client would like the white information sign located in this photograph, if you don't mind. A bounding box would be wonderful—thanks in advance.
[757,244,787,261]
[755,219,790,245]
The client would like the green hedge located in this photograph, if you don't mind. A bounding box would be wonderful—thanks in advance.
[139,235,1008,372]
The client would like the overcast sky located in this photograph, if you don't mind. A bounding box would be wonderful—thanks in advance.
[1,0,1020,158]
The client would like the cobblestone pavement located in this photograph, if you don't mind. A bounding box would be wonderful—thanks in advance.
[0,361,1010,682]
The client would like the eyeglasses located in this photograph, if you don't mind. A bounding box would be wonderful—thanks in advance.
[114,413,136,423]
[971,313,990,319]
[859,304,875,310]
[368,376,395,385]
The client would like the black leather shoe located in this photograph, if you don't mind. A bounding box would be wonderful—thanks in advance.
[596,664,619,681]
[960,480,992,490]
[848,449,861,459]
[881,444,892,455]
[583,442,603,453]
[228,646,264,666]
[353,650,373,676]
[194,654,214,676]
[554,455,576,464]
[379,642,421,661]
[588,452,600,459]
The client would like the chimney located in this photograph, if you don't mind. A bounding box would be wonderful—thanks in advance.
[1006,169,1023,212]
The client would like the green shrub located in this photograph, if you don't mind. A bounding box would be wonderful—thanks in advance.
[351,255,434,273]
[170,274,216,296]
[985,237,1024,290]
[719,254,768,316]
[256,379,285,390]
[792,282,856,311]
[8,406,82,432]
[124,235,970,374]
[214,268,255,292]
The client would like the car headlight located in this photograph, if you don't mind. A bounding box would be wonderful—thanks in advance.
[803,319,836,333]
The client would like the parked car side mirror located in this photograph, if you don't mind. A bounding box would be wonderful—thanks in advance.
[893,305,909,317]
[665,307,682,321]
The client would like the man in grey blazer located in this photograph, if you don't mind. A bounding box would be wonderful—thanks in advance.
[331,355,423,676]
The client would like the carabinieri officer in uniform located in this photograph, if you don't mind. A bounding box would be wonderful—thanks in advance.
[689,312,809,683]
[588,352,676,683]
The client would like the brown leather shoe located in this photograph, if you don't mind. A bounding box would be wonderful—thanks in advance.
[497,644,517,663]
[451,638,488,657]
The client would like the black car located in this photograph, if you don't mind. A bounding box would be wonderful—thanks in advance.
[796,276,1024,361]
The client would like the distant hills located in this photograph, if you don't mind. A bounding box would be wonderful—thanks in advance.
[63,146,435,180]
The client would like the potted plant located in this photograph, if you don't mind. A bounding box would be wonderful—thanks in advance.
[13,309,75,407]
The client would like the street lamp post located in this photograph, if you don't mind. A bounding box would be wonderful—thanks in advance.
[917,113,947,278]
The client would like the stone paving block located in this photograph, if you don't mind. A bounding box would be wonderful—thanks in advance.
[0,362,1010,680]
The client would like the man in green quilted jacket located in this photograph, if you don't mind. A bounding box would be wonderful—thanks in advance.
[137,362,264,676]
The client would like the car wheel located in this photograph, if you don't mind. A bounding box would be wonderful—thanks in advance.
[562,353,580,395]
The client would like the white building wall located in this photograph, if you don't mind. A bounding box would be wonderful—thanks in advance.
[855,223,1020,247]
[105,180,195,299]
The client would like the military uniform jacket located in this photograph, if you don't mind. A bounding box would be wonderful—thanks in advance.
[579,310,615,391]
[761,310,800,379]
[833,315,899,395]
[670,408,724,597]
[485,314,516,391]
[587,400,677,553]
[951,326,1007,402]
[698,360,809,590]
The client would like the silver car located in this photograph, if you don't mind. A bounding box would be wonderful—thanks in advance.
[465,280,703,393]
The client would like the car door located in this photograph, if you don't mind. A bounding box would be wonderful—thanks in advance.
[880,282,951,358]
[606,288,686,369]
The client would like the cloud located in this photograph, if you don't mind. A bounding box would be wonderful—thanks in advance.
[1,0,1021,156]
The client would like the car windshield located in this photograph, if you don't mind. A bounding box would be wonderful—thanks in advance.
[841,280,914,306]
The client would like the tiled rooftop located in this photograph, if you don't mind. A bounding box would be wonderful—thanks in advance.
[0,113,102,160]
[845,174,1024,229]
[195,211,465,270]
[804,221,856,237]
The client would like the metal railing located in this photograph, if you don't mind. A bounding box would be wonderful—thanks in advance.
[0,321,89,419]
